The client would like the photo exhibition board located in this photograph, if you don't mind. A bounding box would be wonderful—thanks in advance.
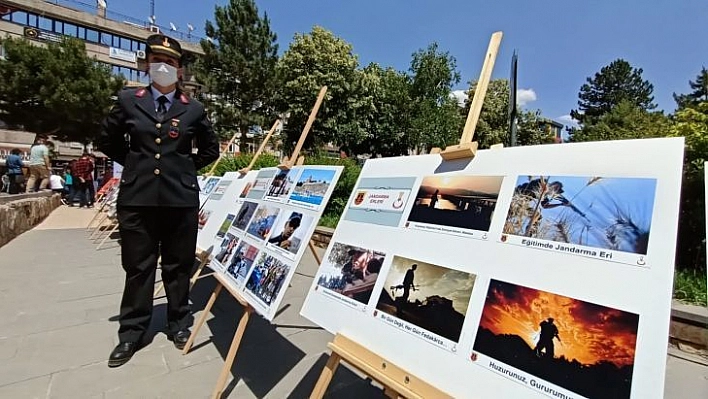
[705,161,708,298]
[197,172,256,251]
[203,166,344,320]
[300,138,685,399]
[199,175,222,209]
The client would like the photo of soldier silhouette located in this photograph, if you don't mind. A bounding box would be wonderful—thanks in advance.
[376,256,476,343]
[473,279,639,399]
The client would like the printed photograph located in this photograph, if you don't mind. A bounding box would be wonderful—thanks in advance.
[232,201,258,231]
[246,204,281,241]
[407,175,503,232]
[210,180,232,201]
[375,256,476,342]
[215,213,236,238]
[266,169,297,200]
[503,176,657,254]
[472,279,639,399]
[225,241,260,285]
[239,182,253,198]
[289,168,337,207]
[213,233,239,265]
[267,211,315,257]
[245,253,291,305]
[203,177,220,195]
[316,242,387,305]
[198,209,212,230]
[247,169,277,199]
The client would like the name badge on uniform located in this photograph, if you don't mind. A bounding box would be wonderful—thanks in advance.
[169,119,180,138]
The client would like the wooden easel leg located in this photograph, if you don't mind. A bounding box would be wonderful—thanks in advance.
[89,213,109,239]
[308,240,322,265]
[86,209,102,230]
[309,352,342,399]
[383,387,400,399]
[189,254,210,289]
[183,282,223,355]
[96,222,119,250]
[211,307,253,399]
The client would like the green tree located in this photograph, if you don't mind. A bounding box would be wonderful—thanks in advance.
[516,110,559,146]
[570,59,656,125]
[569,100,670,142]
[669,102,708,272]
[197,0,279,142]
[673,67,708,110]
[356,63,412,156]
[408,43,463,152]
[464,79,509,148]
[275,26,363,154]
[0,37,123,143]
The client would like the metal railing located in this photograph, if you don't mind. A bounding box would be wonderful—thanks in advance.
[43,0,203,43]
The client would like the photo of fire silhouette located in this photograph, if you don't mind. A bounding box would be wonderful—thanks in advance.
[472,279,639,399]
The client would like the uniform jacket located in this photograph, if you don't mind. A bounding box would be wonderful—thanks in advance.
[97,86,219,207]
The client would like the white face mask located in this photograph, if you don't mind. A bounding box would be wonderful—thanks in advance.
[149,62,179,87]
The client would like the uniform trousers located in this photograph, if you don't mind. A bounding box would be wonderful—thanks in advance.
[117,206,198,343]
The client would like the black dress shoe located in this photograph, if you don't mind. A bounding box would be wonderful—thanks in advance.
[108,342,138,368]
[167,329,191,350]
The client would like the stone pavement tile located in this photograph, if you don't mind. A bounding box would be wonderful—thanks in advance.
[0,335,22,360]
[0,321,115,386]
[664,355,708,399]
[47,346,169,399]
[35,206,100,230]
[154,333,224,372]
[0,375,50,399]
[104,356,226,399]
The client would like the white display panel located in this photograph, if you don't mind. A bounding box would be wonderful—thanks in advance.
[201,166,344,321]
[301,138,684,399]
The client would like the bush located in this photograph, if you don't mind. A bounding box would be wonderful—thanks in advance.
[673,269,708,306]
[201,153,280,176]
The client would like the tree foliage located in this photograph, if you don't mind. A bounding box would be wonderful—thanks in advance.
[407,43,463,152]
[0,37,123,143]
[196,0,278,141]
[570,59,656,125]
[464,79,556,148]
[275,26,363,154]
[569,100,670,142]
[673,67,708,110]
[356,63,411,156]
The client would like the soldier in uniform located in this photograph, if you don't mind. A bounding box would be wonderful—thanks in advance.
[98,34,219,367]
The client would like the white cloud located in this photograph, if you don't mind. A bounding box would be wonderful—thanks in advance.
[450,90,467,107]
[557,114,579,127]
[516,88,537,106]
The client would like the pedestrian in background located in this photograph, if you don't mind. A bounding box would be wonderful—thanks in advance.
[5,148,24,194]
[25,136,50,192]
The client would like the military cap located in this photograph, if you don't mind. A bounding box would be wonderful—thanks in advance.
[145,34,183,60]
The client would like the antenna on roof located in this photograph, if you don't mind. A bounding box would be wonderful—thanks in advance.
[169,22,178,31]
[97,0,107,8]
[187,23,194,38]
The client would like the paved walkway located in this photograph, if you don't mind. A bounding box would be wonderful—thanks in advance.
[0,205,706,398]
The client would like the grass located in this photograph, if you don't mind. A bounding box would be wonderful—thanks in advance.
[673,268,707,306]
[318,212,341,229]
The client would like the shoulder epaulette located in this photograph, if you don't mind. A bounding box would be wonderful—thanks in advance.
[136,88,147,98]
[179,93,190,104]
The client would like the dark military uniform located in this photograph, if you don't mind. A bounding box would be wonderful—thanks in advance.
[98,85,219,343]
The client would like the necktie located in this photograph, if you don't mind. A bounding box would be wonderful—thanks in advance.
[156,95,168,119]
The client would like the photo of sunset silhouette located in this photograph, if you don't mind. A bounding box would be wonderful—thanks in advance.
[472,279,639,399]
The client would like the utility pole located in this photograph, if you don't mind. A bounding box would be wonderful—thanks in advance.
[150,0,155,22]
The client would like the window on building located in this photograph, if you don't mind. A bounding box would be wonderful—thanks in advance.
[86,29,99,43]
[54,21,63,34]
[13,11,28,25]
[78,26,86,39]
[1,12,9,21]
[38,16,52,31]
[28,14,37,27]
[63,23,77,37]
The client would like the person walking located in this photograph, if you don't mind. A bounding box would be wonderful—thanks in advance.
[25,136,50,192]
[72,152,95,208]
[5,148,24,194]
[98,34,219,368]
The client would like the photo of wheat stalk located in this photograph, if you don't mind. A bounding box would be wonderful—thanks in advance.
[503,175,657,255]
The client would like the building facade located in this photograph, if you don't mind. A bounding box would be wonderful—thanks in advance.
[0,0,204,93]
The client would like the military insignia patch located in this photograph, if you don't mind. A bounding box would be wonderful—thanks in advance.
[136,88,146,98]
[169,119,180,138]
[179,94,189,104]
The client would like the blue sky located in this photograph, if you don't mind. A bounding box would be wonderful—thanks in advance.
[108,0,707,126]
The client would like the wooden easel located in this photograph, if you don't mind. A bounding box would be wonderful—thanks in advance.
[184,86,328,399]
[238,119,281,175]
[310,32,503,398]
[205,130,241,177]
[435,31,503,160]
